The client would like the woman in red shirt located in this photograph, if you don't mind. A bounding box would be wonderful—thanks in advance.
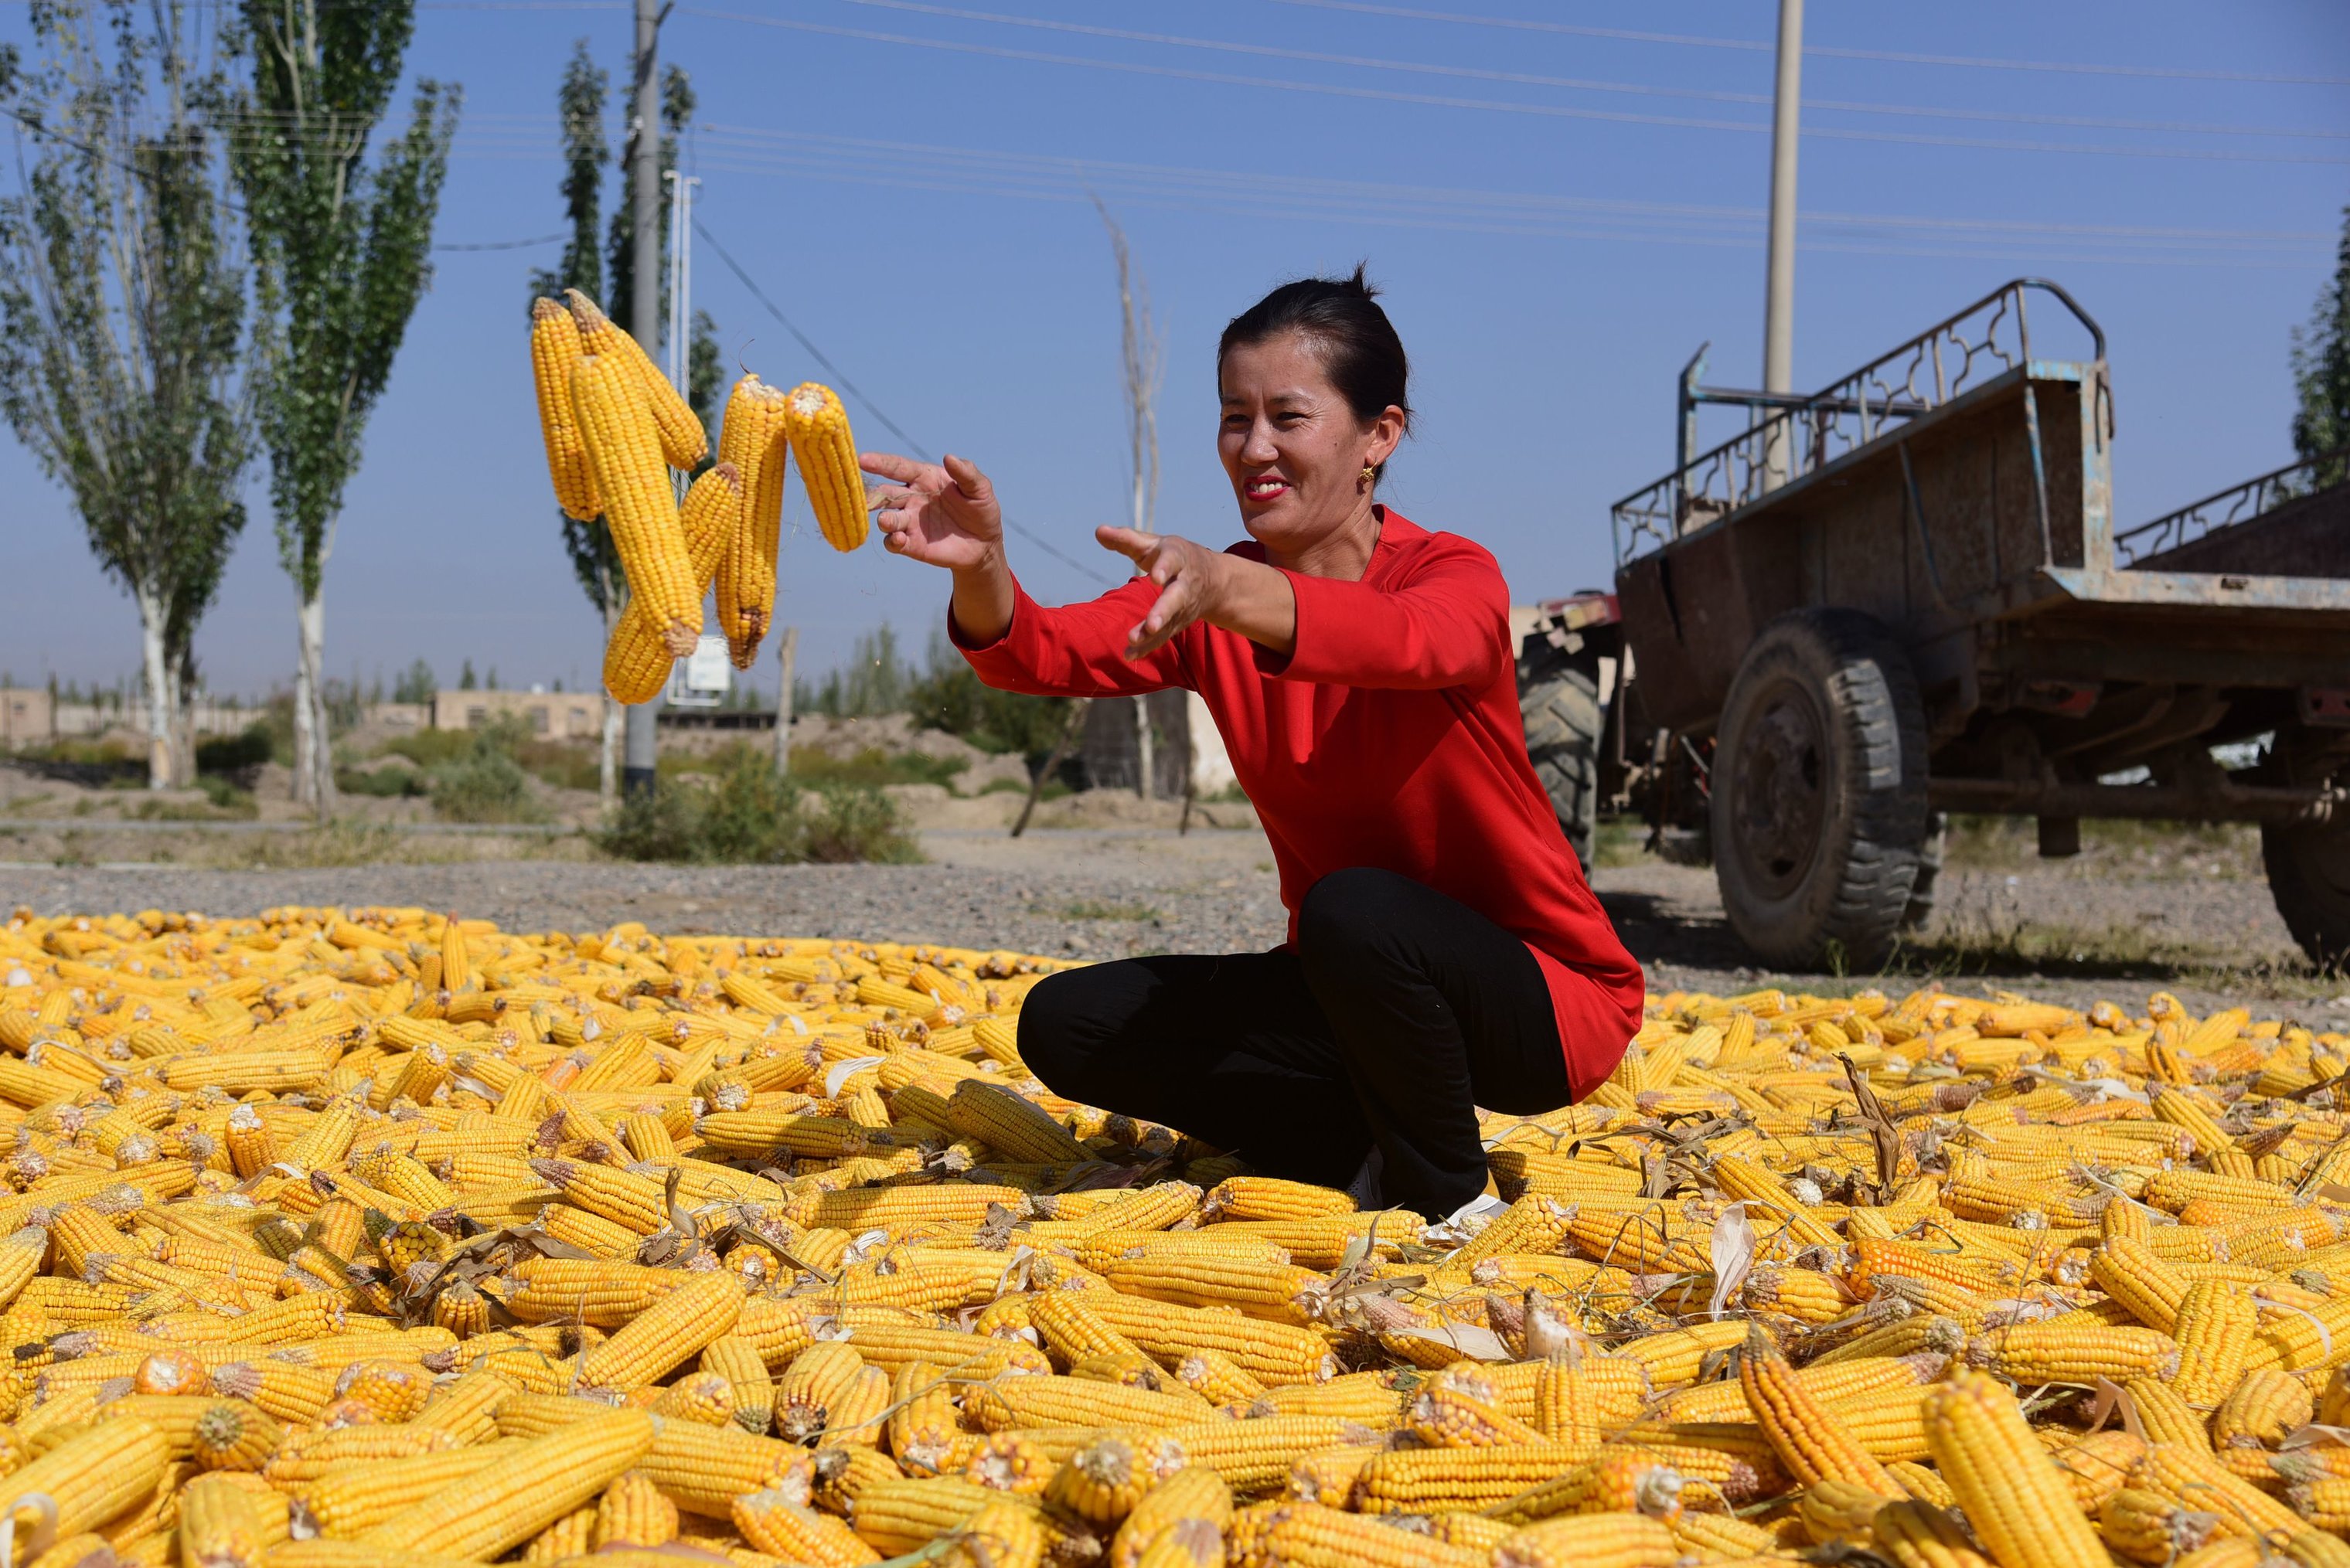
[863,269,1642,1219]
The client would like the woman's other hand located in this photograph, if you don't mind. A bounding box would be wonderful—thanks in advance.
[863,451,1003,571]
[1098,526,1296,662]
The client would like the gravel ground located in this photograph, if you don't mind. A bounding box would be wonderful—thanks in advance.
[5,826,2341,1019]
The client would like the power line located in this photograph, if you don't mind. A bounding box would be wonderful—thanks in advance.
[436,231,567,250]
[688,124,2331,259]
[812,0,2350,141]
[674,8,2350,166]
[690,215,1118,589]
[1264,0,2350,88]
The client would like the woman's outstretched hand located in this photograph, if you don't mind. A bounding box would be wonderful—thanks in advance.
[862,451,1003,571]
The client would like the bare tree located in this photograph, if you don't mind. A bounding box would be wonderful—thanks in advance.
[1093,198,1166,799]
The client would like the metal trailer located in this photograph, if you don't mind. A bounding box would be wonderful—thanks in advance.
[1515,278,2350,971]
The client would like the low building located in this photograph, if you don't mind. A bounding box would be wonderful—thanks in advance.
[431,689,603,739]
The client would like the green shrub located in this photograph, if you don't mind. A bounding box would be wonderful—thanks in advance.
[596,749,918,864]
[337,764,426,798]
[787,745,966,789]
[379,728,478,768]
[196,722,274,775]
[427,720,549,824]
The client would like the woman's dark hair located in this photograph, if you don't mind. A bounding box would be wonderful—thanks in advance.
[1218,264,1411,479]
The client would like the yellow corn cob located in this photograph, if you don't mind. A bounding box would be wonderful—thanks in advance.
[1963,1321,2178,1385]
[1922,1368,2108,1568]
[1350,1441,1596,1513]
[573,350,700,662]
[731,1486,878,1566]
[1494,1512,1688,1568]
[2123,1375,2213,1451]
[2211,1367,2311,1448]
[1407,1372,1548,1447]
[284,1443,518,1539]
[180,1471,268,1568]
[604,463,741,705]
[1043,1434,1184,1526]
[699,1333,775,1436]
[962,1374,1213,1434]
[2168,1277,2256,1409]
[714,376,792,666]
[825,1364,894,1450]
[358,1409,655,1560]
[1078,1291,1339,1386]
[1737,1325,1905,1495]
[0,1417,169,1549]
[524,246,639,478]
[592,1471,677,1550]
[1256,1501,1484,1568]
[1110,1467,1230,1568]
[779,383,869,553]
[567,291,707,470]
[1870,1498,1996,1568]
[2134,1440,2307,1540]
[2048,1427,2144,1513]
[578,1270,744,1391]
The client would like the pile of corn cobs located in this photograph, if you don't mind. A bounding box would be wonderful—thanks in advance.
[0,904,2346,1568]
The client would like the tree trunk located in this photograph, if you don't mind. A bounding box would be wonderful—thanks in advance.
[1134,699,1153,800]
[772,625,798,776]
[136,592,172,790]
[293,587,335,817]
[598,595,619,807]
[1014,699,1088,838]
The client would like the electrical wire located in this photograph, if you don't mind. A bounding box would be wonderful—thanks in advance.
[1264,0,2350,88]
[673,7,2350,166]
[691,215,1119,588]
[812,0,2350,141]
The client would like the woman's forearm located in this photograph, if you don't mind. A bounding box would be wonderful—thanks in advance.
[949,546,1017,646]
[1206,552,1298,657]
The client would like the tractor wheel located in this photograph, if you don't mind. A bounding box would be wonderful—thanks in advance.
[2260,730,2350,970]
[1518,645,1602,869]
[1710,609,1930,971]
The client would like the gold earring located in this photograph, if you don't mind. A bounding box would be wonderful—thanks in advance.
[1361,464,1377,484]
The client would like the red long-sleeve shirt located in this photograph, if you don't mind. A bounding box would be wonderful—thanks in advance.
[954,509,1643,1101]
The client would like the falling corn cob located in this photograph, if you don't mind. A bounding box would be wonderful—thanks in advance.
[714,374,792,666]
[779,381,870,552]
[574,350,702,658]
[567,290,708,470]
[604,461,741,704]
[530,298,601,522]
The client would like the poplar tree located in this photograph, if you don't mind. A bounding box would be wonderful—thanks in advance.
[0,0,248,788]
[224,0,460,814]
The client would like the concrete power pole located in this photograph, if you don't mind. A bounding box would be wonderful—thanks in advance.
[622,0,664,797]
[1760,0,1802,491]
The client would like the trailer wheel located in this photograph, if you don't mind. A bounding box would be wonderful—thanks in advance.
[1518,645,1601,869]
[1710,609,1929,970]
[2260,732,2350,969]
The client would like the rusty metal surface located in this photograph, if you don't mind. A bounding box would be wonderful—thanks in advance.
[2122,461,2348,578]
[1612,278,2107,566]
[2124,479,2340,587]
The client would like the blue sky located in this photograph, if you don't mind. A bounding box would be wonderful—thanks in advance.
[3,0,2345,700]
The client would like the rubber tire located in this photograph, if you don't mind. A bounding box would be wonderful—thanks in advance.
[1902,811,1946,933]
[1710,608,1930,971]
[2260,733,2350,970]
[1519,654,1601,869]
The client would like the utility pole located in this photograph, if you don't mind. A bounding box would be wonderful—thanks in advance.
[1760,0,1802,491]
[622,0,665,797]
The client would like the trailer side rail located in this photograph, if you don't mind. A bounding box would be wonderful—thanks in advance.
[1610,277,2107,566]
[2112,447,2349,567]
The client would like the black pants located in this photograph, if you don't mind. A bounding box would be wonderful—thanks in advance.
[1016,866,1568,1220]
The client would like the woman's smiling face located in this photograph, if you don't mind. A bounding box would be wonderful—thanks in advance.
[1218,331,1400,558]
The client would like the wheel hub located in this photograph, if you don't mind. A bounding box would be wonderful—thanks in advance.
[1732,682,1827,900]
